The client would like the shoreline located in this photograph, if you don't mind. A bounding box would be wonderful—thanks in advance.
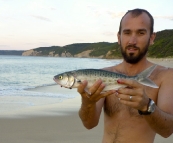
[1,58,173,143]
[0,85,81,118]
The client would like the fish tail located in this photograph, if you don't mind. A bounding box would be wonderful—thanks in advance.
[137,65,158,88]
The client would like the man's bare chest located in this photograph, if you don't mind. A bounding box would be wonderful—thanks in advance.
[104,95,140,117]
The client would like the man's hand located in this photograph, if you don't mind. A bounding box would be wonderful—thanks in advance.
[77,79,116,104]
[115,78,149,112]
[78,79,116,129]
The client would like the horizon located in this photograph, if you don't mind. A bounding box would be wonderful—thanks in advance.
[0,41,117,51]
[0,0,173,51]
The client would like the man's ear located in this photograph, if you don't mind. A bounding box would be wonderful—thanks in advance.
[150,32,156,45]
[117,33,121,45]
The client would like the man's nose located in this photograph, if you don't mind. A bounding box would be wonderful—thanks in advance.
[128,36,137,45]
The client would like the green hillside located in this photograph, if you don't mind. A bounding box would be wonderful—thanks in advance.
[25,29,173,58]
[148,29,173,58]
[34,46,62,56]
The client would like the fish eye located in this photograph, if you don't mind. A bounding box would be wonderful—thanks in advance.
[59,75,63,80]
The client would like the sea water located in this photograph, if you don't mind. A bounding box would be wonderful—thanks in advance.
[0,55,121,115]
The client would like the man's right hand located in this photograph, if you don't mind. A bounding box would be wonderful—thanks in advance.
[77,79,116,104]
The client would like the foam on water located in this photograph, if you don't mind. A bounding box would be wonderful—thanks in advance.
[0,56,121,116]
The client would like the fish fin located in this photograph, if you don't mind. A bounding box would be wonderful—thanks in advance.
[137,64,157,78]
[138,78,158,88]
[137,65,158,88]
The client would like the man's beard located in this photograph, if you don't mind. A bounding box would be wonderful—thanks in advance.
[120,40,150,64]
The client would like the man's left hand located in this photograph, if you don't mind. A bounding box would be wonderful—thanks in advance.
[116,78,150,112]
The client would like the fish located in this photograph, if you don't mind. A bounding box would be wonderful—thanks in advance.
[53,65,158,92]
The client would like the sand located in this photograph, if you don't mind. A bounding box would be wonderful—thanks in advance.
[1,58,173,143]
[0,112,104,143]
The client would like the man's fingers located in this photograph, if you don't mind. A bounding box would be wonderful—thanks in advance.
[102,90,116,98]
[117,79,141,88]
[77,79,115,102]
[77,80,88,94]
[92,83,105,95]
[118,87,134,96]
[88,79,103,95]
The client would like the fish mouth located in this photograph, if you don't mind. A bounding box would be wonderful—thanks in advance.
[53,77,63,86]
[53,77,72,89]
[53,77,59,84]
[53,77,57,81]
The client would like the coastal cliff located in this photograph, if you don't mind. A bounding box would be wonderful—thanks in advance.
[21,29,173,58]
[22,50,42,56]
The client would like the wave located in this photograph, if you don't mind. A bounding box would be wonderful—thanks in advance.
[0,83,77,100]
[25,83,57,90]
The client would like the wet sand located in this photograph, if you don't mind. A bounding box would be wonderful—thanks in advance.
[1,58,173,143]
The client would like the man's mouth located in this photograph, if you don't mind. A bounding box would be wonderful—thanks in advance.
[127,47,138,52]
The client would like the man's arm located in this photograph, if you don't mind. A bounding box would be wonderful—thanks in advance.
[144,69,173,137]
[116,68,173,137]
[78,80,115,129]
[144,105,173,138]
[78,97,105,129]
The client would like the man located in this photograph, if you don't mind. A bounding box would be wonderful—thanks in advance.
[77,8,173,143]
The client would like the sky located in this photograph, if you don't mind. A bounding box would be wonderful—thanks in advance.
[0,0,173,51]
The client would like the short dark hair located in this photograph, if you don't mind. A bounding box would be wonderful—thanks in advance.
[118,8,154,35]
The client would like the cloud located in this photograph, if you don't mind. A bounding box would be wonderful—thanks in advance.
[86,5,103,17]
[50,7,56,11]
[0,45,11,50]
[31,15,51,22]
[75,38,85,42]
[29,1,56,11]
[86,5,125,19]
[106,11,125,18]
[154,15,173,20]
[0,45,10,48]
[103,32,116,36]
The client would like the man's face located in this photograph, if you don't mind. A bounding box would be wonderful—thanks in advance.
[120,38,150,64]
[117,12,155,64]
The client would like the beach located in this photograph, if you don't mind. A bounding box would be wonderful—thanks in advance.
[1,58,173,143]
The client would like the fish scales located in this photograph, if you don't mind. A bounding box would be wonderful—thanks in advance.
[53,65,158,91]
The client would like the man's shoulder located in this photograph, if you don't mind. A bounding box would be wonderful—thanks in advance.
[156,64,173,73]
[154,64,173,79]
[102,64,121,73]
[102,66,117,73]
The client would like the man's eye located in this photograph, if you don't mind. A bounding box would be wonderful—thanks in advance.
[139,32,145,35]
[124,32,130,35]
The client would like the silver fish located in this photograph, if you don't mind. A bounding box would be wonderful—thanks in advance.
[53,65,158,91]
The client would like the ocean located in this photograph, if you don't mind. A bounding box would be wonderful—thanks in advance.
[0,56,121,116]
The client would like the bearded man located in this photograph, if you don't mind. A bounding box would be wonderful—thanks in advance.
[78,8,173,143]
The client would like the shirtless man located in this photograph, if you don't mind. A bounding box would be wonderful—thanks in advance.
[78,8,173,143]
